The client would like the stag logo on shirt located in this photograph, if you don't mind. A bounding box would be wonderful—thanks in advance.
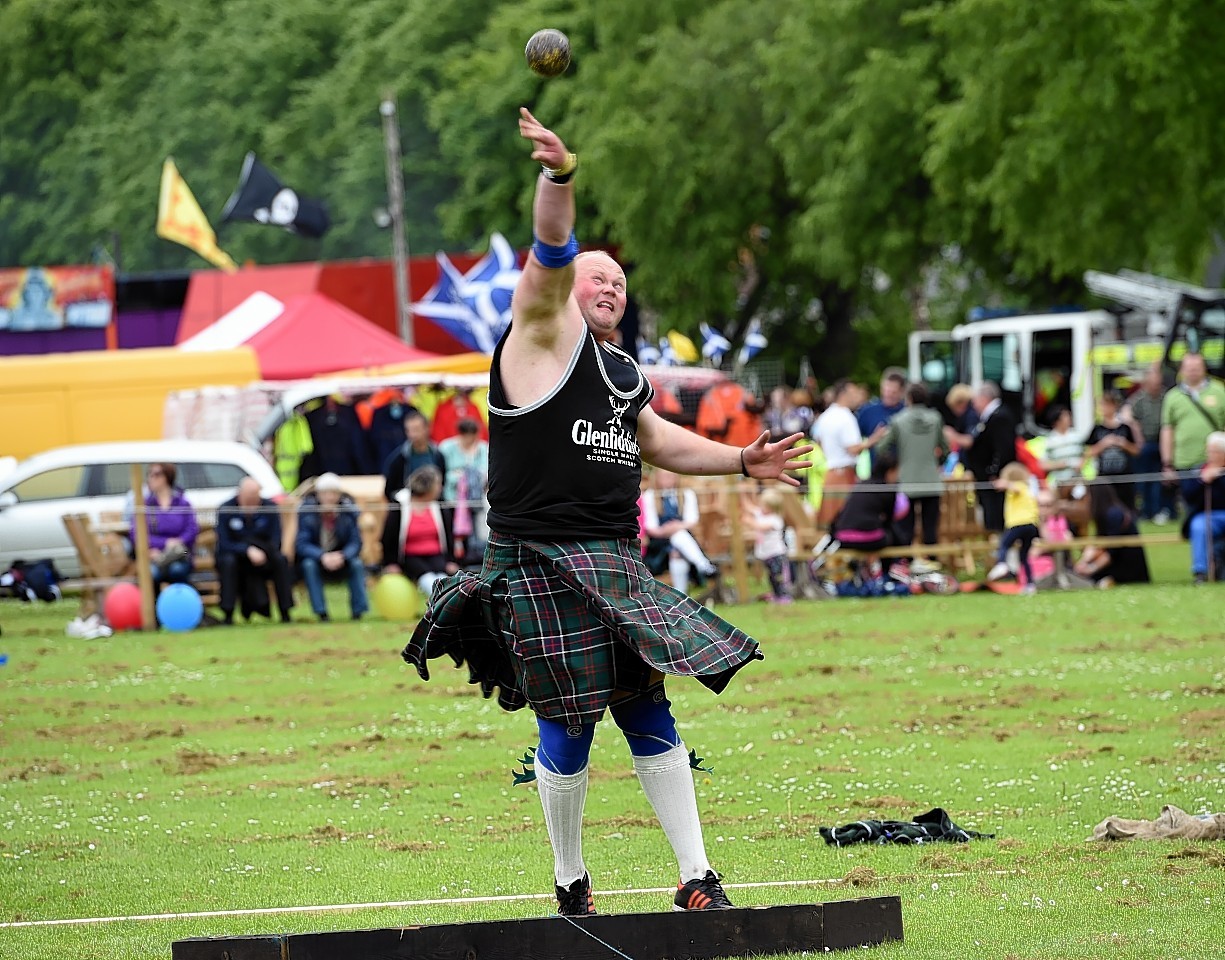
[571,395,640,465]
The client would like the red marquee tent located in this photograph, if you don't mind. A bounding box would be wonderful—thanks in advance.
[179,291,436,380]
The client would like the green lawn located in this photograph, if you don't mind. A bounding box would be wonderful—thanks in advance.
[1,539,1222,959]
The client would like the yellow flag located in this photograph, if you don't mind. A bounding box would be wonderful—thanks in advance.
[666,329,699,364]
[156,158,238,272]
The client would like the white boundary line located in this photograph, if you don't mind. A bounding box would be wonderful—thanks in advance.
[1,870,1021,929]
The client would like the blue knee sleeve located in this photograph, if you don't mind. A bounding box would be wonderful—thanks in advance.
[610,689,681,757]
[532,231,580,268]
[535,716,595,774]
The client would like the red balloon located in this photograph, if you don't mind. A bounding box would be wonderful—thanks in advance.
[103,582,144,631]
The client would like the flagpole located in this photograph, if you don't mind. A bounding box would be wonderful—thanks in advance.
[380,95,413,346]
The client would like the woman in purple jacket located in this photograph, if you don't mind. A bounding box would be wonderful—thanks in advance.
[132,462,198,588]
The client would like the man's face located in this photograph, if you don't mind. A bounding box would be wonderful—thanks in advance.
[406,416,429,446]
[972,393,990,415]
[237,479,261,507]
[573,254,627,341]
[881,378,902,407]
[1181,355,1207,386]
[1143,366,1163,394]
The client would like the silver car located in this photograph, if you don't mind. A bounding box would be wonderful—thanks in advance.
[0,440,283,578]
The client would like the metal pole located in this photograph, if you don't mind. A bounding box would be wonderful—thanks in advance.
[380,95,413,346]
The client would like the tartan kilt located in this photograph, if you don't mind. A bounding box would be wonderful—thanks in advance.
[401,532,761,725]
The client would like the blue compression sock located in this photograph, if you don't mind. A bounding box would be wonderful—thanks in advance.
[610,690,681,757]
[535,716,595,775]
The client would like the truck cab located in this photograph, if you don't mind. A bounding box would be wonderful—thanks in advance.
[909,310,1114,440]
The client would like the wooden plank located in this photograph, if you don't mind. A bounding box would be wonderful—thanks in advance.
[172,898,902,960]
[130,463,156,631]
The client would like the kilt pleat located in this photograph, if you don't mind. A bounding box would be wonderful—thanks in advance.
[401,533,761,724]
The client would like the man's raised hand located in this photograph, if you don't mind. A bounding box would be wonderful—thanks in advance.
[518,107,568,169]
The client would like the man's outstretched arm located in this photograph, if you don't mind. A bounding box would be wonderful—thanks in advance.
[637,405,813,486]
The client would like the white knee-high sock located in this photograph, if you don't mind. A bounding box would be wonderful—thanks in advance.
[668,555,691,593]
[632,743,712,881]
[535,763,589,887]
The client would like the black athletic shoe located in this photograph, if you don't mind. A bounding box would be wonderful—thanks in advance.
[556,874,596,916]
[673,870,734,911]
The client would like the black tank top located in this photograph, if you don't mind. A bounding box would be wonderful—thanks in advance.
[486,327,655,540]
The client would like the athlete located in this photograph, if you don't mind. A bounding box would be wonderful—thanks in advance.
[402,107,810,916]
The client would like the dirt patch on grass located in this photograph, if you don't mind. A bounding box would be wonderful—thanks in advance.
[173,748,224,775]
[918,851,961,871]
[1167,846,1225,867]
[839,866,879,887]
[2,760,69,781]
[1181,707,1225,738]
[858,795,918,812]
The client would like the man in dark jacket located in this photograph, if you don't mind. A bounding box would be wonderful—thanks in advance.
[965,382,1018,532]
[217,477,295,624]
[295,473,368,621]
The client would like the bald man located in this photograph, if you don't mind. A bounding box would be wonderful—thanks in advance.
[216,477,295,624]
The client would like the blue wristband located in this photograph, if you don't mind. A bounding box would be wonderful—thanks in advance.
[532,231,580,268]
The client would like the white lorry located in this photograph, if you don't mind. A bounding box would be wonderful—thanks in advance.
[908,270,1225,439]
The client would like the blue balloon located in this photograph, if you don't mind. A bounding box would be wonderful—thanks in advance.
[156,583,204,632]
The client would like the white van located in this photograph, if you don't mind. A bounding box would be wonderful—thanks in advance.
[0,440,282,578]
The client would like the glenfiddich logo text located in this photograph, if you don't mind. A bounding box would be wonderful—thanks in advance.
[571,395,640,465]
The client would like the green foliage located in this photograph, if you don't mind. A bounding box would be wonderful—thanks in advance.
[4,0,1225,379]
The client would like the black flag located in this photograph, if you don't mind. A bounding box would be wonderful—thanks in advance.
[220,152,331,239]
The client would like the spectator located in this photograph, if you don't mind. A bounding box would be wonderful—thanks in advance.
[1125,365,1172,523]
[438,418,485,563]
[296,473,368,622]
[1073,483,1151,587]
[964,382,1018,532]
[742,489,791,603]
[388,466,460,596]
[987,463,1041,593]
[1086,390,1140,510]
[132,462,197,589]
[943,383,980,453]
[1039,405,1084,487]
[1161,353,1225,506]
[216,477,294,625]
[431,386,489,444]
[641,469,719,595]
[1181,431,1225,584]
[382,410,447,570]
[880,382,949,568]
[384,410,447,499]
[856,368,907,459]
[812,380,886,525]
[815,452,905,565]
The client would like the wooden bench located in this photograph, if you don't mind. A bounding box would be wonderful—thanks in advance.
[61,514,136,619]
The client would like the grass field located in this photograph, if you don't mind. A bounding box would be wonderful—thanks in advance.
[2,539,1222,960]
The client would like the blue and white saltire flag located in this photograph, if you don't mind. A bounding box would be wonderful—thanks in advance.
[699,322,731,364]
[657,336,679,366]
[636,336,661,366]
[738,317,768,365]
[411,233,522,353]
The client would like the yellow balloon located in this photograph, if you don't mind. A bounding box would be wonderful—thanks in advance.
[373,574,421,621]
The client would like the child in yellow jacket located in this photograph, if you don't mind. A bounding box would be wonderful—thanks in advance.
[988,462,1040,592]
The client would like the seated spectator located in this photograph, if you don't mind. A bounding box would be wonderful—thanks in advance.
[1027,489,1094,590]
[814,453,903,573]
[381,410,447,569]
[216,477,295,624]
[1086,390,1140,509]
[1039,405,1084,486]
[295,473,368,622]
[641,468,719,594]
[132,462,197,589]
[1073,483,1151,587]
[387,466,460,596]
[1181,431,1225,584]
